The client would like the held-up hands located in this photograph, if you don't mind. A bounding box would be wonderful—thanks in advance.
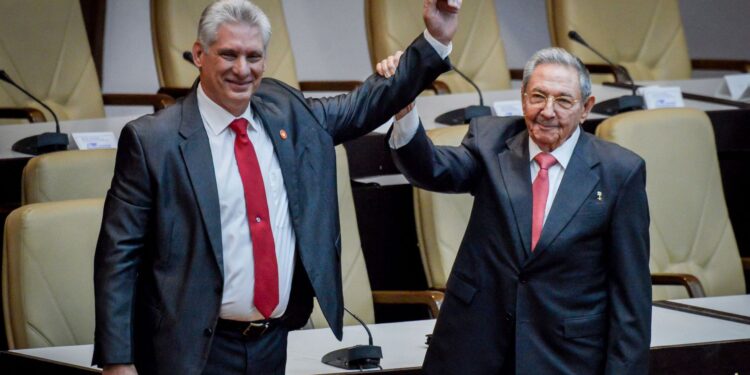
[424,0,462,45]
[376,51,414,121]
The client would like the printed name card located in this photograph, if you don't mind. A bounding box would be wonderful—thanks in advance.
[637,86,685,109]
[492,100,523,117]
[715,73,750,100]
[72,132,117,150]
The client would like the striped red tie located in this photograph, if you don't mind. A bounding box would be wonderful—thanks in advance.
[229,118,278,318]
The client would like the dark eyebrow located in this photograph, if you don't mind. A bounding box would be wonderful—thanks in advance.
[530,87,576,99]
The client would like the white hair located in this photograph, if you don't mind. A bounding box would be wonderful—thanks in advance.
[521,47,592,99]
[197,0,272,50]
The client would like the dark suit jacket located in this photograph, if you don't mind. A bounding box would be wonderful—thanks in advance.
[392,116,651,375]
[92,35,450,375]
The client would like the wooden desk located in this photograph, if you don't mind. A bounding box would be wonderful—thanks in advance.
[3,296,750,374]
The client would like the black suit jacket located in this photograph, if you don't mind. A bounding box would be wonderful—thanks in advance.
[392,116,651,375]
[92,35,450,375]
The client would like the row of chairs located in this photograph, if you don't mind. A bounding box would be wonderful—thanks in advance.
[4,0,748,124]
[419,108,750,300]
[2,146,443,349]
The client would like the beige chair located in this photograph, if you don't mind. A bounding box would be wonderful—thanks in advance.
[412,125,472,290]
[151,0,360,97]
[0,0,172,124]
[546,0,750,82]
[366,0,517,95]
[21,149,117,205]
[3,198,103,349]
[596,108,750,300]
[309,146,444,328]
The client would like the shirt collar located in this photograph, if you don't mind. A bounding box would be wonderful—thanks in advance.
[196,83,254,136]
[528,125,581,169]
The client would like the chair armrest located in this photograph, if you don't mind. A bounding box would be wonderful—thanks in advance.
[102,93,176,111]
[371,290,444,318]
[691,59,750,73]
[299,80,363,92]
[651,272,706,298]
[0,107,46,122]
[426,80,451,95]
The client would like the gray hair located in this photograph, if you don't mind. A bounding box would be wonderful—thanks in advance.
[521,47,592,99]
[197,0,272,50]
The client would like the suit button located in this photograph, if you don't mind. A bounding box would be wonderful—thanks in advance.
[204,328,213,336]
[505,312,514,321]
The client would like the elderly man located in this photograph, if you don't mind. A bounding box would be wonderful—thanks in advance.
[93,0,461,374]
[380,47,651,374]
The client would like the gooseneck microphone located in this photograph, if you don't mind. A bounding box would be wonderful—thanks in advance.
[1,70,68,155]
[566,31,644,115]
[434,64,492,125]
[321,307,383,370]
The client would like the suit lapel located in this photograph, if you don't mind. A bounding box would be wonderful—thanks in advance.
[251,97,301,227]
[178,92,225,275]
[530,132,600,259]
[497,131,533,258]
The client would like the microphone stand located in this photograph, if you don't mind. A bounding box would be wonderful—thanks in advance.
[567,31,644,115]
[1,70,68,155]
[434,65,492,125]
[321,307,383,370]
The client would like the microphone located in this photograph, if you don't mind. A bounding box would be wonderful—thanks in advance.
[434,65,492,125]
[182,51,195,66]
[567,31,644,115]
[1,70,68,155]
[321,307,383,370]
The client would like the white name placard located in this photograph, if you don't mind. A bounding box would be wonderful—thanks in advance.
[72,132,117,150]
[638,86,685,109]
[715,73,750,101]
[492,100,523,117]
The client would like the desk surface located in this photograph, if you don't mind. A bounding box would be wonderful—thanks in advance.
[6,295,750,374]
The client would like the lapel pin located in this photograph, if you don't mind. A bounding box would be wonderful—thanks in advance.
[596,191,603,201]
[279,129,288,140]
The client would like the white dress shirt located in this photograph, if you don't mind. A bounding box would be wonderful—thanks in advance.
[197,85,296,322]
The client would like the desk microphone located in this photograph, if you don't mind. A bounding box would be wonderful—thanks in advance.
[321,307,382,370]
[1,69,68,155]
[434,64,492,125]
[567,30,644,115]
[183,51,195,66]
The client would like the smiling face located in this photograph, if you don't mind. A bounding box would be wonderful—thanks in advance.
[521,63,595,152]
[193,22,266,116]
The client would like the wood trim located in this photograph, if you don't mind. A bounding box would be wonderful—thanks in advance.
[651,273,706,298]
[509,69,524,80]
[298,80,362,92]
[79,0,107,84]
[742,257,750,271]
[371,290,444,318]
[653,300,750,325]
[102,93,176,111]
[0,107,46,123]
[427,80,451,95]
[691,58,750,73]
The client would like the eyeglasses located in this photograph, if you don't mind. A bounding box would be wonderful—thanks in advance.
[524,92,579,110]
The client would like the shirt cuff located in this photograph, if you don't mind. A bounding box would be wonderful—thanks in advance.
[423,30,452,60]
[389,106,421,149]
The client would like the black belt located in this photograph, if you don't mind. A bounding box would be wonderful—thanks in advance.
[216,318,280,339]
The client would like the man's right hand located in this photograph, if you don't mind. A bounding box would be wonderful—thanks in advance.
[423,0,461,45]
[103,364,138,375]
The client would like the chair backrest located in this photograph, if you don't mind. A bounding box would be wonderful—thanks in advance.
[365,0,511,93]
[3,198,104,349]
[596,108,746,300]
[308,145,375,327]
[546,0,692,81]
[22,149,117,204]
[0,0,105,122]
[151,0,301,89]
[413,125,473,289]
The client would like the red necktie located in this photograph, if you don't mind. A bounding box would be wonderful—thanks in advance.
[531,153,558,251]
[229,118,278,318]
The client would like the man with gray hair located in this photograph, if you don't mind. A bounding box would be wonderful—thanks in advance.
[93,0,462,374]
[380,47,651,374]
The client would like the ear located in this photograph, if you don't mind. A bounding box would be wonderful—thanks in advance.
[192,41,204,69]
[579,95,596,123]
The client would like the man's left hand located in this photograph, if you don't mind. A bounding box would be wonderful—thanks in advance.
[423,0,461,45]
